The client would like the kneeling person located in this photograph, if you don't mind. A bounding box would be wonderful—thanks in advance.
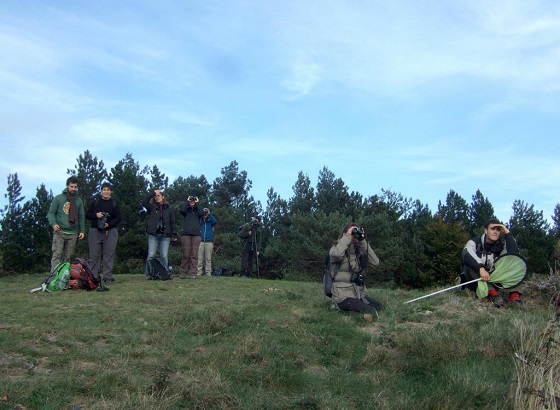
[329,224,384,313]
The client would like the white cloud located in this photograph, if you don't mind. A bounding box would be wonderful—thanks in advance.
[282,60,322,100]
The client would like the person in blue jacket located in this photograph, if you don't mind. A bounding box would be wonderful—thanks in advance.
[197,208,217,276]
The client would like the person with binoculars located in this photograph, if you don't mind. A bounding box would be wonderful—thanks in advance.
[180,195,206,279]
[142,189,176,275]
[328,223,384,313]
[86,182,122,284]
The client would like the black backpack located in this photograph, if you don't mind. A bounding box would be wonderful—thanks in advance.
[147,258,172,280]
[211,266,234,277]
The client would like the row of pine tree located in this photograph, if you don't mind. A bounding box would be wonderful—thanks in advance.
[1,150,558,287]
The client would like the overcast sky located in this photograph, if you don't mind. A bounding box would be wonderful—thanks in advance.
[1,1,559,224]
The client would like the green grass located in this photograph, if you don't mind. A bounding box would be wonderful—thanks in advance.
[0,274,551,409]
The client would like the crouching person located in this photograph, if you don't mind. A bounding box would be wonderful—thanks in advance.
[329,223,384,313]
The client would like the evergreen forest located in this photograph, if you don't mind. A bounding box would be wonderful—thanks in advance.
[2,150,559,289]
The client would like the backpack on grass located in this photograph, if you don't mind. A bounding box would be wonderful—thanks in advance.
[69,258,100,290]
[146,258,172,280]
[211,266,234,277]
[30,262,71,293]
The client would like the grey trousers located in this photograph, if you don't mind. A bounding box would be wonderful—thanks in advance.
[88,228,118,281]
[51,231,78,271]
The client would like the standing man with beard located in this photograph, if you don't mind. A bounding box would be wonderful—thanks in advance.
[47,176,86,271]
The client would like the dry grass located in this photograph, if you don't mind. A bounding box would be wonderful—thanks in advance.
[513,293,560,409]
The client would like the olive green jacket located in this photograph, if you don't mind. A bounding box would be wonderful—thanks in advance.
[47,189,86,234]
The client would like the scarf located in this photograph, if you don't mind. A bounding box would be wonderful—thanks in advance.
[66,191,78,227]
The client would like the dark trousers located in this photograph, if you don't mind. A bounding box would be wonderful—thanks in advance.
[241,242,257,277]
[88,228,118,281]
[337,296,384,313]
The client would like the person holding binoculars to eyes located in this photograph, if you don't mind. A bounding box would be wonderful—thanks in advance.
[142,189,176,275]
[180,195,205,279]
[328,223,384,313]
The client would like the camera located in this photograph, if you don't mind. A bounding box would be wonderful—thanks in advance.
[203,208,209,216]
[350,272,365,286]
[156,219,165,233]
[98,212,109,231]
[351,227,365,240]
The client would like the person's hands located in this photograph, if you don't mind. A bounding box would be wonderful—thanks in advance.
[479,267,490,281]
[498,224,510,234]
[53,224,60,232]
[78,233,85,240]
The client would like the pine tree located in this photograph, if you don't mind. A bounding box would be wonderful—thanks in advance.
[0,174,27,273]
[289,171,315,214]
[469,190,495,236]
[66,150,108,206]
[22,184,53,270]
[509,200,553,274]
[437,190,470,229]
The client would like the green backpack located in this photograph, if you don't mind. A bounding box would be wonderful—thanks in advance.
[31,262,71,293]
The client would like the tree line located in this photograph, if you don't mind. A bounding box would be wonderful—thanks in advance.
[1,150,559,288]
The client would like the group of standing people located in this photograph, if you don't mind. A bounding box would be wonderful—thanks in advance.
[140,192,219,279]
[142,188,263,279]
[47,178,222,284]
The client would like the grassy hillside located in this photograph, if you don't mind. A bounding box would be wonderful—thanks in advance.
[0,273,556,410]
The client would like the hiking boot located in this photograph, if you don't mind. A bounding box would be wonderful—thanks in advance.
[490,294,505,308]
[368,298,385,311]
[510,299,525,310]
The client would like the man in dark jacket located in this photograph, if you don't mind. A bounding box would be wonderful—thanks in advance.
[85,182,122,283]
[180,195,205,279]
[238,215,262,278]
[462,218,523,307]
[142,189,176,273]
[47,176,86,271]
